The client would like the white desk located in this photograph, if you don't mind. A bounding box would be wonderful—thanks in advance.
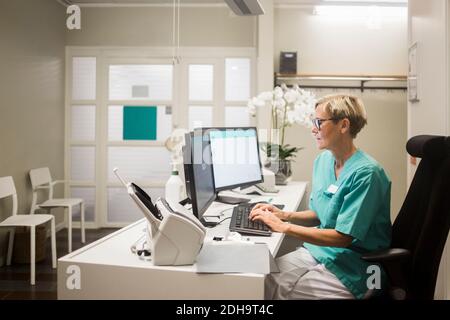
[57,182,307,299]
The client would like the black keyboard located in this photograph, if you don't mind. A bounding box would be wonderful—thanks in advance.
[229,203,272,236]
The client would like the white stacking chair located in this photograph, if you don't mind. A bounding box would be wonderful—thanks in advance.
[29,167,85,253]
[0,176,56,285]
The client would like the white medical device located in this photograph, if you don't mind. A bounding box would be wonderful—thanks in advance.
[114,168,206,266]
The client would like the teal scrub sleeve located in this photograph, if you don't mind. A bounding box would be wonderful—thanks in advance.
[309,192,315,211]
[308,157,320,212]
[335,168,386,242]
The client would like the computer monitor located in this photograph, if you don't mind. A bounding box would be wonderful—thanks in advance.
[182,128,217,226]
[207,127,264,204]
[182,132,193,201]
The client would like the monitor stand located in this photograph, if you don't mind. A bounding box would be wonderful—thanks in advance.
[215,194,250,205]
[199,217,219,227]
[179,198,191,206]
[179,198,219,227]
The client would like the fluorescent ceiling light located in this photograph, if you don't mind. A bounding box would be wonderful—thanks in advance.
[322,0,407,4]
[322,0,406,1]
[313,5,407,18]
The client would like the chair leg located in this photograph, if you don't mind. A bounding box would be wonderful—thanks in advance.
[68,207,72,253]
[51,217,57,269]
[30,191,38,215]
[80,202,85,244]
[30,226,36,285]
[6,228,15,266]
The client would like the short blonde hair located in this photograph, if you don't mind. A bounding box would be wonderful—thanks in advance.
[315,94,367,138]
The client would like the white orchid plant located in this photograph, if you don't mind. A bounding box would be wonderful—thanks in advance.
[248,84,316,161]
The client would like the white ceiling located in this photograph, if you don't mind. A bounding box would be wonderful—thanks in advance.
[64,0,407,5]
[68,0,224,4]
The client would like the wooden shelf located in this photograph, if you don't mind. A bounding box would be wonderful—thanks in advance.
[275,73,407,92]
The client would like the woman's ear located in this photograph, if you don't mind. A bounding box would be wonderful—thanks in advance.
[340,118,351,134]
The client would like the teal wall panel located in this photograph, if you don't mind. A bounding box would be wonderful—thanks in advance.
[123,106,157,140]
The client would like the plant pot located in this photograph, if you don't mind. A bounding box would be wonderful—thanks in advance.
[265,159,292,185]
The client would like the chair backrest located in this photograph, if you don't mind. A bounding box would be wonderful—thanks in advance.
[392,135,450,299]
[29,167,53,214]
[412,153,450,299]
[29,167,52,189]
[0,176,18,217]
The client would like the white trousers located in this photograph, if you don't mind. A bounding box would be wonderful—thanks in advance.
[265,247,355,300]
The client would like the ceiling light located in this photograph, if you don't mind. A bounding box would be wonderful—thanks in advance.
[313,5,407,18]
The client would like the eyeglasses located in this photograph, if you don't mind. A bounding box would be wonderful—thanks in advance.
[311,117,340,131]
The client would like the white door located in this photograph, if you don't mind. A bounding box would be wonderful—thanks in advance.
[67,48,255,228]
[180,57,253,130]
[103,59,177,227]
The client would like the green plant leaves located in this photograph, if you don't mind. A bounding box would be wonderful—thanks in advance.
[261,143,303,161]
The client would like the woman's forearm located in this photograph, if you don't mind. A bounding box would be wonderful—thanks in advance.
[282,224,352,247]
[285,210,320,226]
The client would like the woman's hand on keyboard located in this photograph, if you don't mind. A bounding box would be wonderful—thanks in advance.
[248,208,289,233]
[251,203,288,221]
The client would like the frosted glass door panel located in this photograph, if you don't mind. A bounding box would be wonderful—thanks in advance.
[189,65,213,101]
[189,106,213,130]
[109,65,172,101]
[71,105,96,141]
[71,147,95,181]
[108,147,171,182]
[70,187,95,222]
[108,105,123,141]
[225,58,250,101]
[156,106,173,142]
[108,105,172,142]
[107,187,164,223]
[72,57,96,101]
[225,107,250,127]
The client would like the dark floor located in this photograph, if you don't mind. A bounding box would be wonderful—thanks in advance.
[0,228,118,300]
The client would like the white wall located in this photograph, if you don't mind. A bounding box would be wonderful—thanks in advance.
[274,7,408,75]
[408,0,450,301]
[274,6,408,219]
[66,6,256,47]
[257,0,275,131]
[0,0,66,266]
[407,1,448,138]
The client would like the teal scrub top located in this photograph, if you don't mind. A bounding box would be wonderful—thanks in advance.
[303,150,392,299]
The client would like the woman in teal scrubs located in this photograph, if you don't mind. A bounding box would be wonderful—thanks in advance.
[250,94,392,299]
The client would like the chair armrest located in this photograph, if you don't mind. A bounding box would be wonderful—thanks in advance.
[35,185,51,190]
[361,248,410,263]
[361,248,411,300]
[51,180,67,186]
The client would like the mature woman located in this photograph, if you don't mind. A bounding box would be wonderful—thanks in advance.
[250,94,392,299]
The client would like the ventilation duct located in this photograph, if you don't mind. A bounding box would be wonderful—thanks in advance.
[57,0,74,6]
[224,0,265,16]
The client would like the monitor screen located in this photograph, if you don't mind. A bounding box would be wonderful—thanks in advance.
[183,128,216,220]
[208,127,263,191]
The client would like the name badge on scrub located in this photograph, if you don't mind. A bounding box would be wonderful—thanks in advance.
[326,184,339,195]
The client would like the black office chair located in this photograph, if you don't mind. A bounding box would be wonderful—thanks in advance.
[362,135,450,300]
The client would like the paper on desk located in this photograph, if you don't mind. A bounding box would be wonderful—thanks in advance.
[195,242,278,274]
